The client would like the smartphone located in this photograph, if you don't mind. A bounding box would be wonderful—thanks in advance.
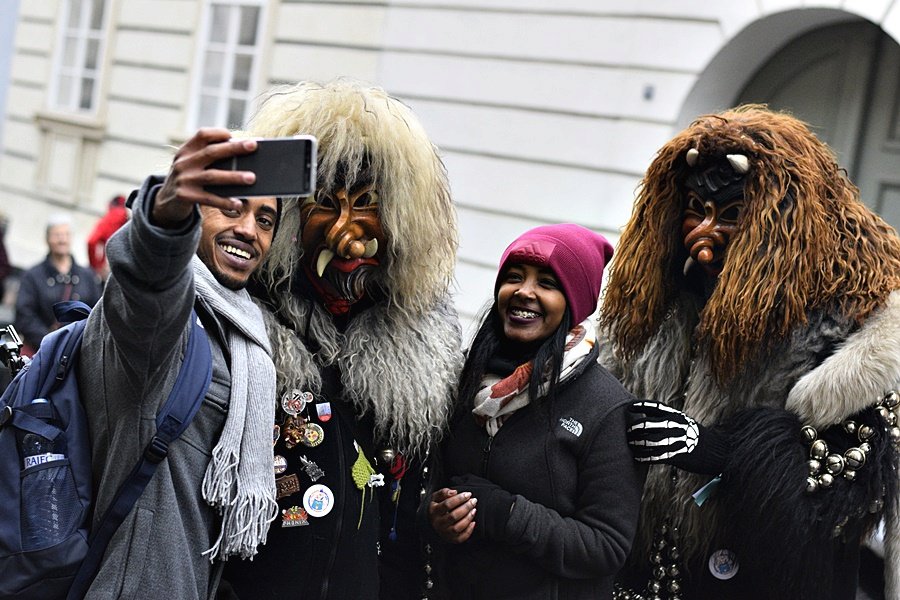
[205,135,317,198]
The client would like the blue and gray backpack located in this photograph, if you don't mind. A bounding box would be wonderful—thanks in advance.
[0,301,211,599]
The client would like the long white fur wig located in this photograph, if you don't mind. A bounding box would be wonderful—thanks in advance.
[247,78,457,317]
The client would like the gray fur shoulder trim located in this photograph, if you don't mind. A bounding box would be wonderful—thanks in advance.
[786,290,900,427]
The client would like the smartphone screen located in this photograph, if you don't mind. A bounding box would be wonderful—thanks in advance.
[205,136,317,198]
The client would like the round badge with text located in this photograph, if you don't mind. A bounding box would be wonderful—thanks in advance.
[281,389,307,416]
[303,484,335,518]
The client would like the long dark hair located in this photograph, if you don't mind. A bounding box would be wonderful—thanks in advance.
[457,300,572,412]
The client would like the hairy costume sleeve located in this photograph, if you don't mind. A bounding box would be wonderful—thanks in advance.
[501,403,645,578]
[718,404,897,597]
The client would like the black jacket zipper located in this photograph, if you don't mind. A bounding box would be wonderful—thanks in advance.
[482,434,493,477]
[318,409,345,600]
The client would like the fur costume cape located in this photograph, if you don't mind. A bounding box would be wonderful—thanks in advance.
[247,79,463,454]
[599,106,900,599]
[261,293,462,457]
[599,292,900,599]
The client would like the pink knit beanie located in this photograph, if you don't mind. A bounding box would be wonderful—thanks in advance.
[497,223,614,325]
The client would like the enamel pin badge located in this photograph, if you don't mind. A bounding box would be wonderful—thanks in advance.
[316,402,332,422]
[282,505,310,527]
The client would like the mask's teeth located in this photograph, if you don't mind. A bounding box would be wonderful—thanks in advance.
[316,249,335,278]
[363,238,378,258]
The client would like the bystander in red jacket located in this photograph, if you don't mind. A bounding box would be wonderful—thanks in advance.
[87,195,128,281]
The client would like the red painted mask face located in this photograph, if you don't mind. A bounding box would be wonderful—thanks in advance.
[299,183,386,315]
[681,192,744,278]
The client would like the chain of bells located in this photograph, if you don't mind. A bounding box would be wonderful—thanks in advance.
[801,389,900,536]
[419,462,436,599]
[614,465,684,600]
[615,389,900,600]
[376,448,436,600]
[613,519,683,600]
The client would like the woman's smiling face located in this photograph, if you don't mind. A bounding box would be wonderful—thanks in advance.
[497,263,567,345]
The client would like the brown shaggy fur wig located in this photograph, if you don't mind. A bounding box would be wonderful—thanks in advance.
[601,104,900,384]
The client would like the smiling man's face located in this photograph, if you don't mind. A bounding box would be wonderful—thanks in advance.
[196,196,278,290]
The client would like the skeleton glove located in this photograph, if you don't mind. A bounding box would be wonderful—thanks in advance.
[627,401,730,475]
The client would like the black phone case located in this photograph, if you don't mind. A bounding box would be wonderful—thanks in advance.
[204,137,316,198]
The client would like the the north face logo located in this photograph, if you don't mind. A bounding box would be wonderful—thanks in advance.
[559,417,583,437]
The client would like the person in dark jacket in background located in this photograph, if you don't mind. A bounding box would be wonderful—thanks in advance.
[430,223,645,600]
[14,214,101,355]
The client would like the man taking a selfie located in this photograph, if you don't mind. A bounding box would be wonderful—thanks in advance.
[78,128,280,599]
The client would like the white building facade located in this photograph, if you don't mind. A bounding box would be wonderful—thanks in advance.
[3,0,900,334]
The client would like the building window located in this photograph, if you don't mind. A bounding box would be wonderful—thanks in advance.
[49,0,110,113]
[189,0,266,129]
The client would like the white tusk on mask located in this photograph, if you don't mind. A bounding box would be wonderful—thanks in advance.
[362,238,378,258]
[726,153,749,174]
[316,248,335,278]
[683,256,696,276]
[686,148,699,167]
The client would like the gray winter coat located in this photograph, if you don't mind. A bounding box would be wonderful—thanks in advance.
[78,177,232,600]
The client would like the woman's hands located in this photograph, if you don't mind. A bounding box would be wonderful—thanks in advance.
[430,475,516,544]
[429,488,477,544]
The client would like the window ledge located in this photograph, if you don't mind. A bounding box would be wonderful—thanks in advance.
[34,110,106,141]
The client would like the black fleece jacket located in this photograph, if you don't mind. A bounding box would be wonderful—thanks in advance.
[438,351,646,600]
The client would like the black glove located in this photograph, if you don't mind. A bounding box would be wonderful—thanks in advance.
[627,401,730,475]
[449,474,515,541]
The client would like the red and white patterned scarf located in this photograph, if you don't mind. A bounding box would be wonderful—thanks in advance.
[472,318,596,435]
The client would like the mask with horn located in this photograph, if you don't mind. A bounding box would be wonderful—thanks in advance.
[680,149,749,279]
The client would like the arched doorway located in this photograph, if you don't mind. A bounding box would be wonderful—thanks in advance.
[736,21,900,230]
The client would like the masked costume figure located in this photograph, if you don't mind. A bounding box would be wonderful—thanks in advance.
[599,106,900,600]
[220,80,463,600]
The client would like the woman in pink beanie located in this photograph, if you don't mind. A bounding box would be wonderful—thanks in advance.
[428,223,646,599]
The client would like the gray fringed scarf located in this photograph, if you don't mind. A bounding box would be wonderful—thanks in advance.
[192,256,278,560]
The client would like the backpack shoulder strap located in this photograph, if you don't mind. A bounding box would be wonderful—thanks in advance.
[67,310,212,600]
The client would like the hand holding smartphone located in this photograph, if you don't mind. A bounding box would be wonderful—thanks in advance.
[204,135,317,198]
